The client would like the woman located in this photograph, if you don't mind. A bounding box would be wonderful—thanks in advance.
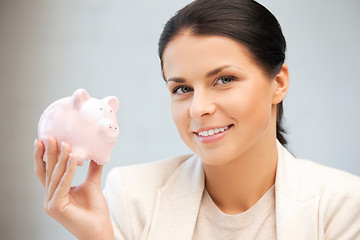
[33,0,360,239]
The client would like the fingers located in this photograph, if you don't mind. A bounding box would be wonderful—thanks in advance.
[45,136,59,189]
[47,141,71,200]
[52,153,78,201]
[86,160,104,185]
[34,139,46,187]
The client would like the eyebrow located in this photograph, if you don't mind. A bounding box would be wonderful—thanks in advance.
[165,65,242,83]
[206,65,233,77]
[166,77,185,84]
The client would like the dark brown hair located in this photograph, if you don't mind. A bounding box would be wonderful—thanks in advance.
[158,0,287,146]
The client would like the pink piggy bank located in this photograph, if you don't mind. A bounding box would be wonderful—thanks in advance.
[38,88,120,165]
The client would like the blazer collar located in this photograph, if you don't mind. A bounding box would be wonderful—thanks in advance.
[147,142,321,240]
[147,154,205,240]
[275,141,320,239]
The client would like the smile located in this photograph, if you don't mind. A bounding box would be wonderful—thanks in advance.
[194,124,233,144]
[197,125,230,136]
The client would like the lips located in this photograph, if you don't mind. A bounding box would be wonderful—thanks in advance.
[193,124,233,144]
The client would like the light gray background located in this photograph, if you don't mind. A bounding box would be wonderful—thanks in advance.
[0,0,359,239]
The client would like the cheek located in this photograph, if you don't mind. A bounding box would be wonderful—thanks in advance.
[225,85,272,128]
[246,100,271,132]
[171,100,189,132]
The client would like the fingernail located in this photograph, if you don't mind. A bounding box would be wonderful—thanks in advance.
[67,153,73,167]
[34,138,38,149]
[41,137,48,148]
[61,141,64,152]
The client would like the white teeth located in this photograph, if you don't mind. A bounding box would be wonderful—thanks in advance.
[197,125,230,137]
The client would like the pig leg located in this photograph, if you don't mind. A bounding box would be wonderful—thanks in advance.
[93,155,110,165]
[72,147,88,165]
[77,159,85,166]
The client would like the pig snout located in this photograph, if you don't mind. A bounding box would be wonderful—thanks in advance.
[98,118,119,139]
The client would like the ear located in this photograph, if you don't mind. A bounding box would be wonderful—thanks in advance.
[272,63,289,104]
[103,96,119,113]
[71,88,91,111]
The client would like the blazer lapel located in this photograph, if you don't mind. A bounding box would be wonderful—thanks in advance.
[146,143,322,240]
[147,155,205,240]
[275,141,321,240]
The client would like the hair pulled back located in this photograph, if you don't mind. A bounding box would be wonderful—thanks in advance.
[158,0,287,146]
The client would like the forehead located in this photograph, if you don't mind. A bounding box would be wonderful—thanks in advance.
[162,34,257,79]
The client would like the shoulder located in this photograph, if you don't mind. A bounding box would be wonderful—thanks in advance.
[277,143,360,238]
[277,143,360,196]
[105,153,195,191]
[289,157,360,195]
[287,157,360,238]
[103,154,196,239]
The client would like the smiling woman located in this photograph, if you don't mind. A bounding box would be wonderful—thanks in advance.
[33,0,360,239]
[162,35,287,169]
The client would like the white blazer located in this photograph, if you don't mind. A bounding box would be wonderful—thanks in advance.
[104,141,360,240]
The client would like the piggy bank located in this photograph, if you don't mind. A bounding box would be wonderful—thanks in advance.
[38,88,119,165]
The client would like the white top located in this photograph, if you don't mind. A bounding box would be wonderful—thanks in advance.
[192,186,276,239]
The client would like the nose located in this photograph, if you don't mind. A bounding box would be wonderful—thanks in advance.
[189,89,216,120]
[99,118,119,136]
[108,122,118,131]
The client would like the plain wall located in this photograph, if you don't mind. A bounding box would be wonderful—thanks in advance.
[0,0,359,239]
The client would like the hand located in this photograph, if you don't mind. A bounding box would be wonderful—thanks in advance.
[34,136,114,240]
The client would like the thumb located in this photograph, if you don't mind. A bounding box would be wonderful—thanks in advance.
[86,160,104,185]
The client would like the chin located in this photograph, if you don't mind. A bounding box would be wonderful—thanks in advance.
[196,149,237,166]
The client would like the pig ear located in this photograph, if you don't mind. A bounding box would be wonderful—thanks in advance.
[104,96,119,113]
[71,89,91,111]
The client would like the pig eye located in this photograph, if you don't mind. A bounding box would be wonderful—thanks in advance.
[110,110,113,113]
[100,108,103,111]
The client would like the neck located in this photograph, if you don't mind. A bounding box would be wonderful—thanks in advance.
[202,137,278,215]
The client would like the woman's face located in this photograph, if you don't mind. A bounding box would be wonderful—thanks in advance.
[162,33,281,165]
